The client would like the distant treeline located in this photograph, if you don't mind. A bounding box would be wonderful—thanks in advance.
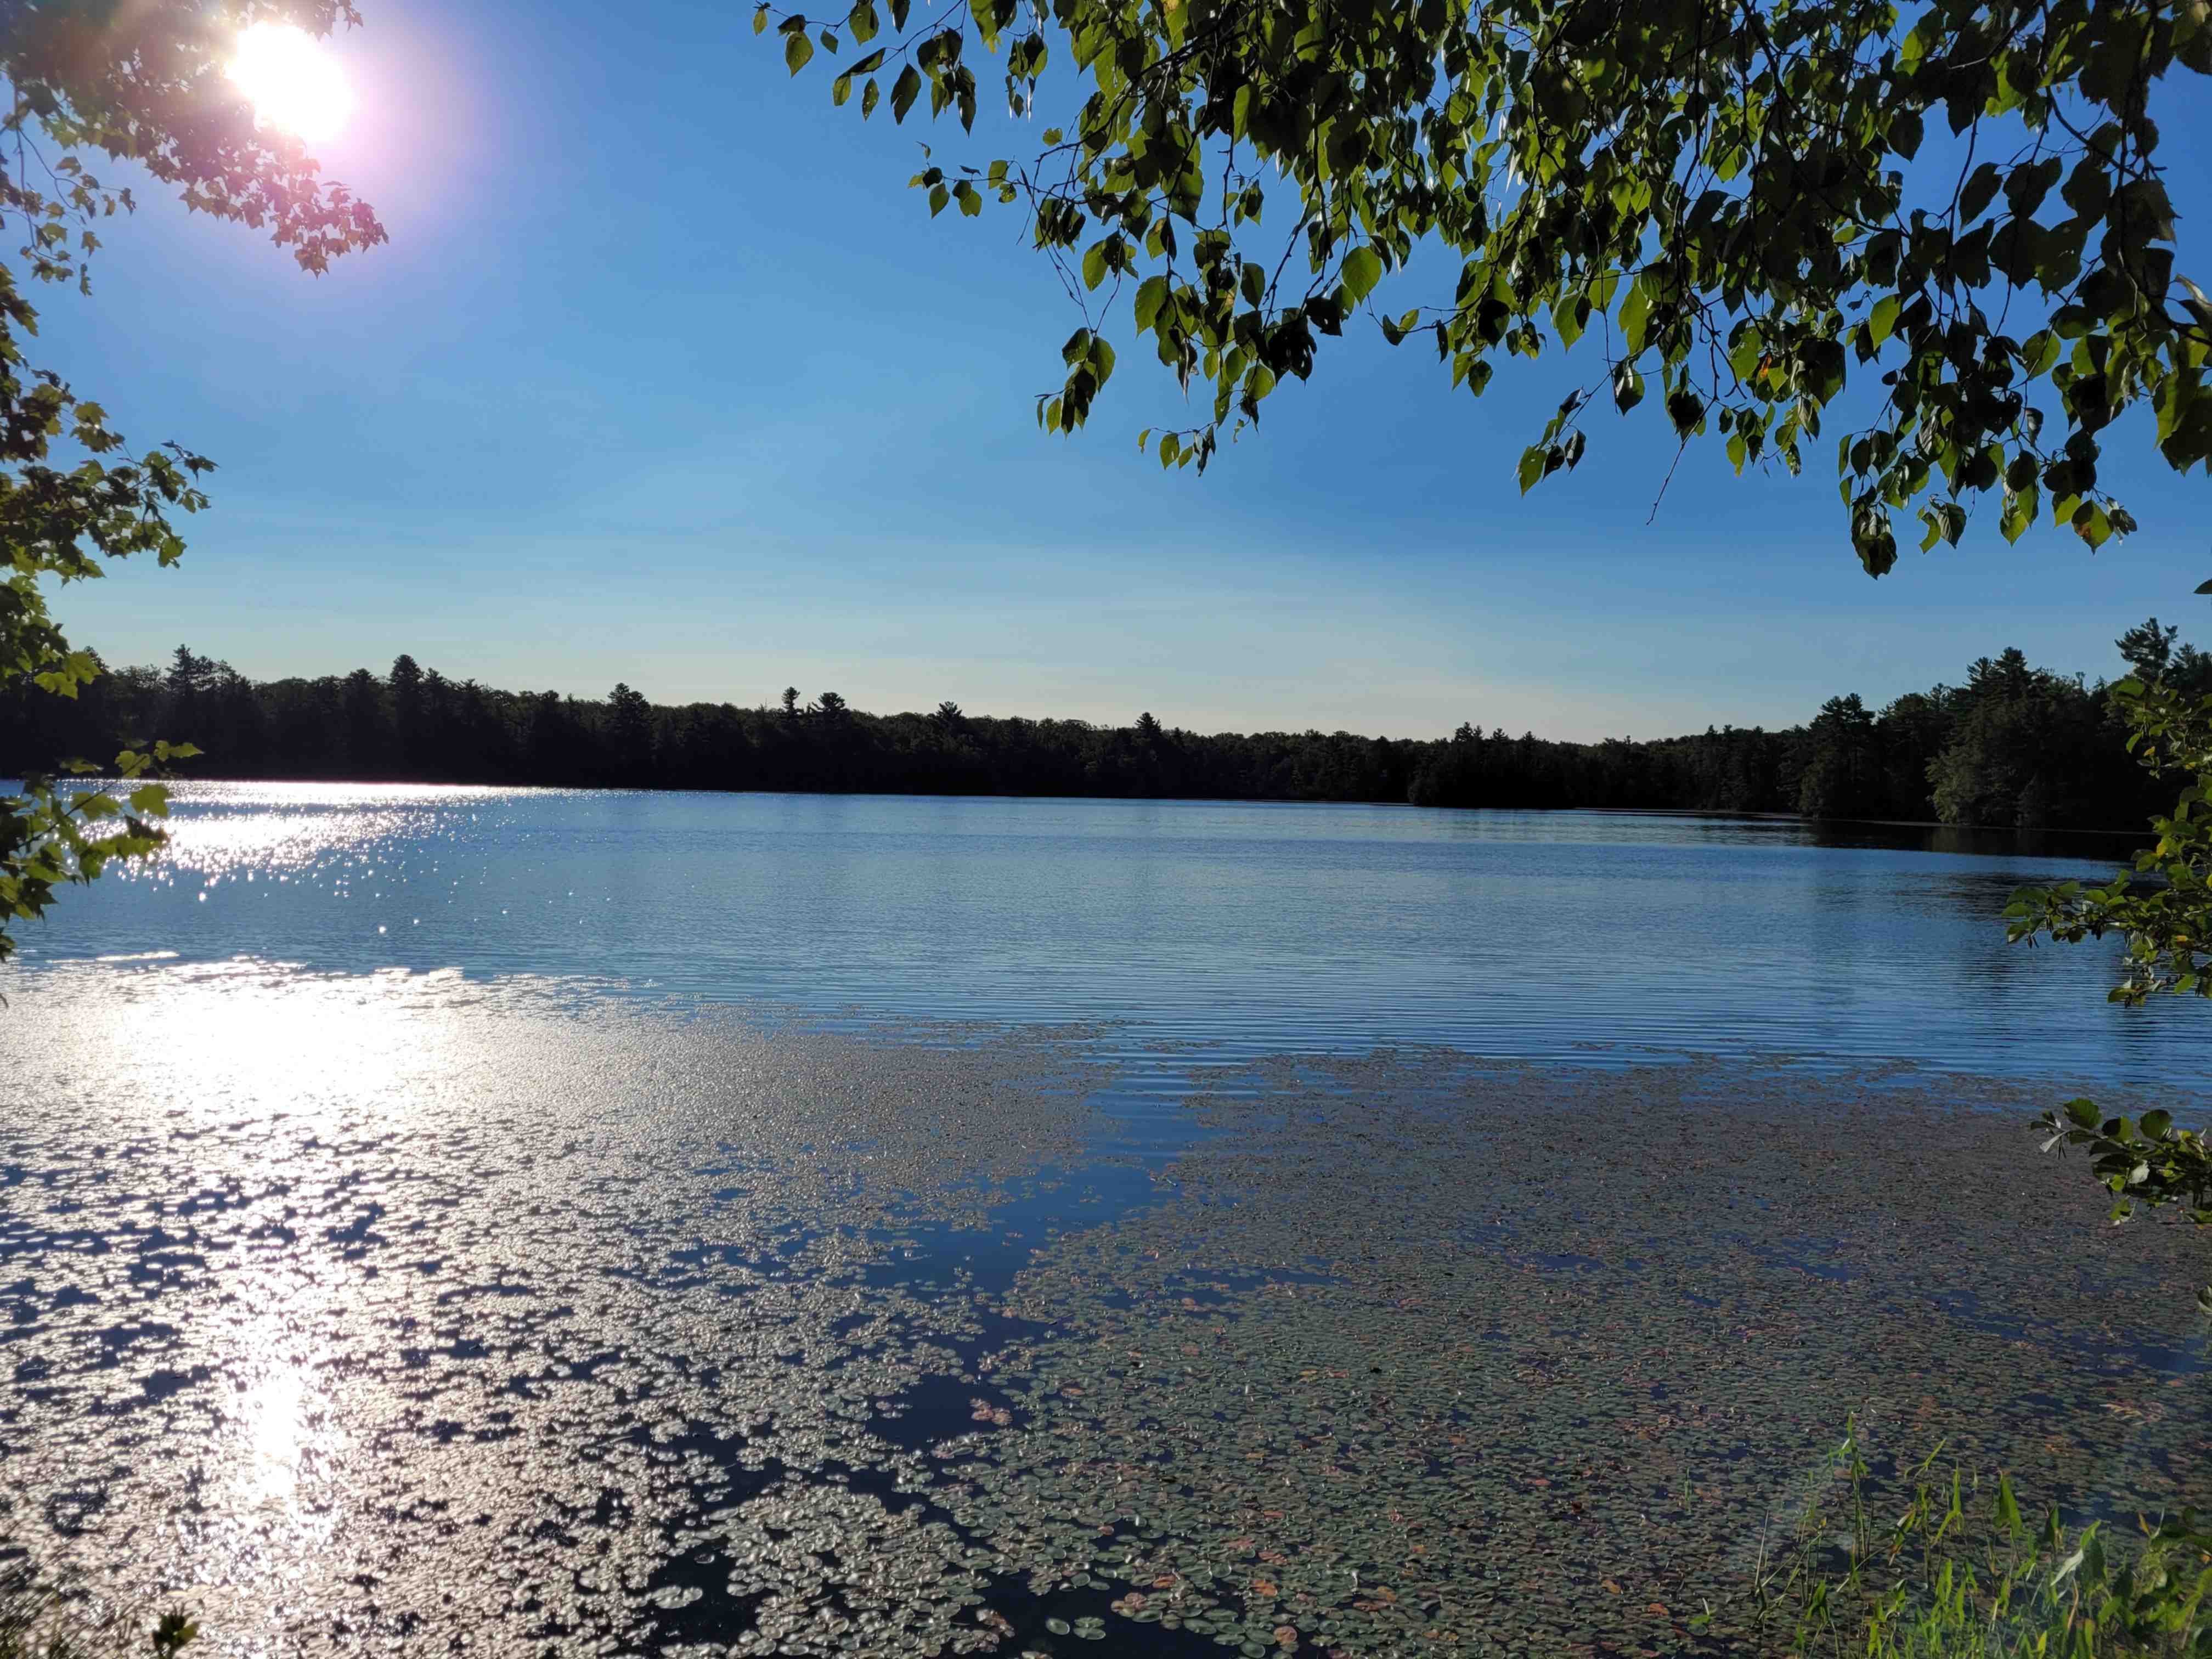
[5,619,2206,830]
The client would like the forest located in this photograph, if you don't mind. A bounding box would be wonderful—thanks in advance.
[3,619,2204,831]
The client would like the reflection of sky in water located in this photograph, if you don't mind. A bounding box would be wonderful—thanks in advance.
[3,781,2194,1088]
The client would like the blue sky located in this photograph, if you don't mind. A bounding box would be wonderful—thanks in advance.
[37,0,2212,742]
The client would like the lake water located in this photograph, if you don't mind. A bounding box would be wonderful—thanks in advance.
[3,785,2206,1657]
[4,782,2191,1087]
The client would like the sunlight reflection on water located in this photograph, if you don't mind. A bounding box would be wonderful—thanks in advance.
[241,1361,307,1505]
[5,781,2188,1086]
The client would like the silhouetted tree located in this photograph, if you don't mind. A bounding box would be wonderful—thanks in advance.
[2119,618,2181,680]
[607,684,654,783]
[1797,696,1878,819]
[391,654,426,769]
[341,668,390,776]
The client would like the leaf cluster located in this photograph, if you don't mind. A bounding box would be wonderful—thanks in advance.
[2033,1097,2212,1258]
[2005,670,2212,1005]
[0,743,198,971]
[762,0,2208,558]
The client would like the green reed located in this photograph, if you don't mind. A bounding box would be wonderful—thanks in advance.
[1723,1418,2211,1658]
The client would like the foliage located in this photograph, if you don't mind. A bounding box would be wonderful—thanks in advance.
[0,2,385,968]
[1923,649,2134,829]
[2006,615,2212,1307]
[2030,1098,2211,1269]
[759,0,2210,568]
[1,741,199,973]
[0,635,2179,825]
[2007,674,2212,1004]
[0,1553,195,1659]
[1740,1421,2212,1657]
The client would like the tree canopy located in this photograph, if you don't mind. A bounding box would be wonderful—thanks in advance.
[760,0,2209,569]
[0,2,383,966]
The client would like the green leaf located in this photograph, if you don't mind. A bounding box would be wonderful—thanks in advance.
[891,63,921,121]
[785,30,815,72]
[1554,296,1587,349]
[1133,274,1169,332]
[1867,296,1900,348]
[1621,279,1652,353]
[1341,245,1383,303]
[1957,161,2001,222]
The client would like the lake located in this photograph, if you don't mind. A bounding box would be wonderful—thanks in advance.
[4,782,2190,1084]
[1,786,2204,1657]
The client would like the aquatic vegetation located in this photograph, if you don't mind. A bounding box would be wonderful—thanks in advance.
[1746,1422,2211,1657]
[1,972,2204,1654]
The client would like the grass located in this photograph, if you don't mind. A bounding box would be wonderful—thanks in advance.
[1730,1420,2212,1657]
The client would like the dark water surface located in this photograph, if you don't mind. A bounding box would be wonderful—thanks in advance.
[2,787,2205,1657]
[3,783,2188,1086]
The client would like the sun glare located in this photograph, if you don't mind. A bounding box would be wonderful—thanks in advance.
[228,22,354,143]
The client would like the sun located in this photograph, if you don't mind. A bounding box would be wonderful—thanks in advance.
[228,22,354,144]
